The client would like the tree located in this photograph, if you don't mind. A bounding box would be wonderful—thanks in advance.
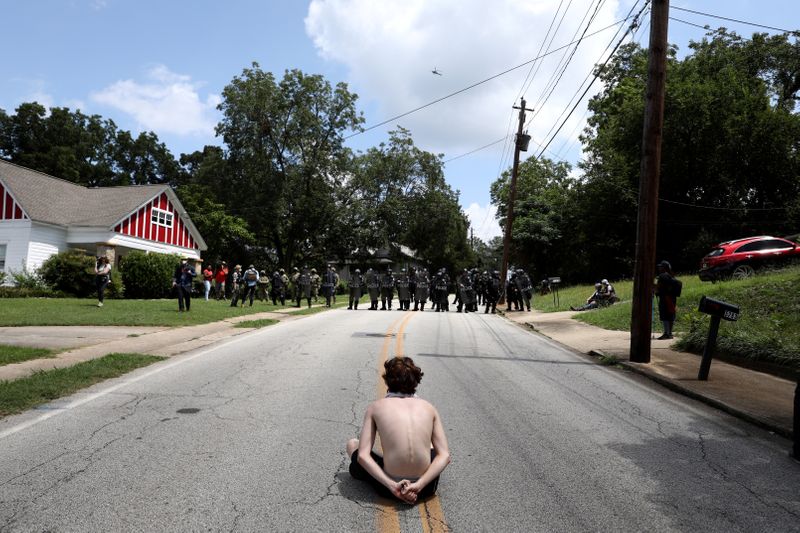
[215,63,364,268]
[344,128,472,271]
[579,31,800,273]
[0,103,180,186]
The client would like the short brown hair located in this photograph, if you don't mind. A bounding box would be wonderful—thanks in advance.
[383,357,423,394]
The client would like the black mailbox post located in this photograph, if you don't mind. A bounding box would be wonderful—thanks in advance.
[548,277,561,308]
[697,296,740,381]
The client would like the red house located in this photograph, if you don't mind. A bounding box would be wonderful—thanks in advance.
[0,159,206,277]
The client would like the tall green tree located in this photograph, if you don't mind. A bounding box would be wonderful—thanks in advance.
[343,128,472,271]
[579,31,800,273]
[0,103,180,186]
[215,63,364,267]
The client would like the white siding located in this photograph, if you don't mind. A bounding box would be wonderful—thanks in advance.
[0,220,32,282]
[27,223,68,270]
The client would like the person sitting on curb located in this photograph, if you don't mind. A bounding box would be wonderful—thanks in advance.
[346,357,451,504]
[570,283,604,312]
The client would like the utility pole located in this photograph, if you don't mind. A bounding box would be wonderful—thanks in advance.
[630,0,670,363]
[499,97,533,305]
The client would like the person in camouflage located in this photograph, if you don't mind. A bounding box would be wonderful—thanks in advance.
[365,268,380,310]
[321,265,337,307]
[290,267,301,307]
[310,268,321,303]
[380,268,395,310]
[348,269,363,310]
[514,268,533,312]
[271,270,286,305]
[395,268,411,310]
[414,268,429,311]
[297,266,312,308]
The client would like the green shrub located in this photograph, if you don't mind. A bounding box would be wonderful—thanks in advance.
[106,268,125,299]
[0,286,67,298]
[39,250,96,297]
[120,251,180,299]
[0,271,6,285]
[8,263,47,290]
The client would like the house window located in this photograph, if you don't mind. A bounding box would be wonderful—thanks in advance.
[0,244,6,272]
[151,208,174,228]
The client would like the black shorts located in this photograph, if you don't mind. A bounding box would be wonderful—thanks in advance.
[349,450,440,500]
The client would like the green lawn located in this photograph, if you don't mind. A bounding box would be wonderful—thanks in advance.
[0,345,57,366]
[533,266,800,370]
[0,353,164,417]
[0,298,289,327]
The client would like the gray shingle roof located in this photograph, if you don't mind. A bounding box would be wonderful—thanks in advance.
[0,159,168,228]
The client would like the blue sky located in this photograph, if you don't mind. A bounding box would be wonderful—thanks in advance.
[1,0,796,242]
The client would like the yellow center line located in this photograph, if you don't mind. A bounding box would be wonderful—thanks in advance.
[375,311,450,533]
[375,314,408,533]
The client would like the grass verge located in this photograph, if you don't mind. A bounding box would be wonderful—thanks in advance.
[533,265,800,371]
[0,298,284,327]
[233,318,279,329]
[0,345,57,366]
[0,352,165,417]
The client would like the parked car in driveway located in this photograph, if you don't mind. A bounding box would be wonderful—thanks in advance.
[698,235,800,281]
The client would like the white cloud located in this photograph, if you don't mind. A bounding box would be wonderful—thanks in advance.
[305,0,623,162]
[464,202,502,243]
[90,65,220,137]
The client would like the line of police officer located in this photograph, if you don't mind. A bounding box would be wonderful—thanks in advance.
[245,264,533,314]
[345,267,528,314]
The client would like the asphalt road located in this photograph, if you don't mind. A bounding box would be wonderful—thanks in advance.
[1,308,798,532]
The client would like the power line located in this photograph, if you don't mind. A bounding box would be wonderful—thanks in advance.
[344,15,638,140]
[443,136,508,164]
[535,1,650,159]
[672,5,799,34]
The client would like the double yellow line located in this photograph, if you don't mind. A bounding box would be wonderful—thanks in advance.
[375,312,449,533]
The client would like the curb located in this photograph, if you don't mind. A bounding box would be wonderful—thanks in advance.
[588,349,793,440]
[506,315,794,440]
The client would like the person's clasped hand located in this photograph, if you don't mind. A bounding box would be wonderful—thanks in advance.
[391,479,418,504]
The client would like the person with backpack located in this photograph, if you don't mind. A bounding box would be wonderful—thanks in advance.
[484,271,501,314]
[173,258,197,312]
[229,265,242,307]
[655,260,682,340]
[239,264,260,307]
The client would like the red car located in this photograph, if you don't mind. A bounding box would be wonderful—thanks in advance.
[698,235,800,281]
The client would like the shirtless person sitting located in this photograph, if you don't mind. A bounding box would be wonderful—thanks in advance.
[346,357,451,504]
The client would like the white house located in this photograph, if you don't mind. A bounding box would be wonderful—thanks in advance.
[0,159,207,277]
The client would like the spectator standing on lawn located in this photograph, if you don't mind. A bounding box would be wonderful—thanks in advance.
[202,264,214,301]
[94,256,111,308]
[655,260,681,340]
[215,262,228,300]
[173,258,197,312]
[229,265,242,307]
[240,265,259,306]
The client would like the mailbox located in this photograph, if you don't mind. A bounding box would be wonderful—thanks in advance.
[547,277,561,285]
[697,296,740,380]
[698,296,740,322]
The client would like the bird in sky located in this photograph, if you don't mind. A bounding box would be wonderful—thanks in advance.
[431,67,442,76]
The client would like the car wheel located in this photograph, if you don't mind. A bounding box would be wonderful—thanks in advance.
[731,264,755,280]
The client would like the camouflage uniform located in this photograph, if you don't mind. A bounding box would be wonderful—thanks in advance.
[380,269,395,310]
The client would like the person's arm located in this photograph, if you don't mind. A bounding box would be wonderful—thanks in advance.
[356,405,415,503]
[403,407,451,499]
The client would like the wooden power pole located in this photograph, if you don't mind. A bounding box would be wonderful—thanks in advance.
[499,97,533,305]
[630,0,670,363]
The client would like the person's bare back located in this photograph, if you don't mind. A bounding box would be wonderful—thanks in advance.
[347,357,451,504]
[371,396,437,478]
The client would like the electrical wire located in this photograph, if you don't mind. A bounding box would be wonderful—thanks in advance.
[534,1,650,159]
[344,15,640,140]
[672,5,799,34]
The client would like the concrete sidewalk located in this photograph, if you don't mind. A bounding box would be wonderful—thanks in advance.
[502,309,796,438]
[0,306,317,382]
